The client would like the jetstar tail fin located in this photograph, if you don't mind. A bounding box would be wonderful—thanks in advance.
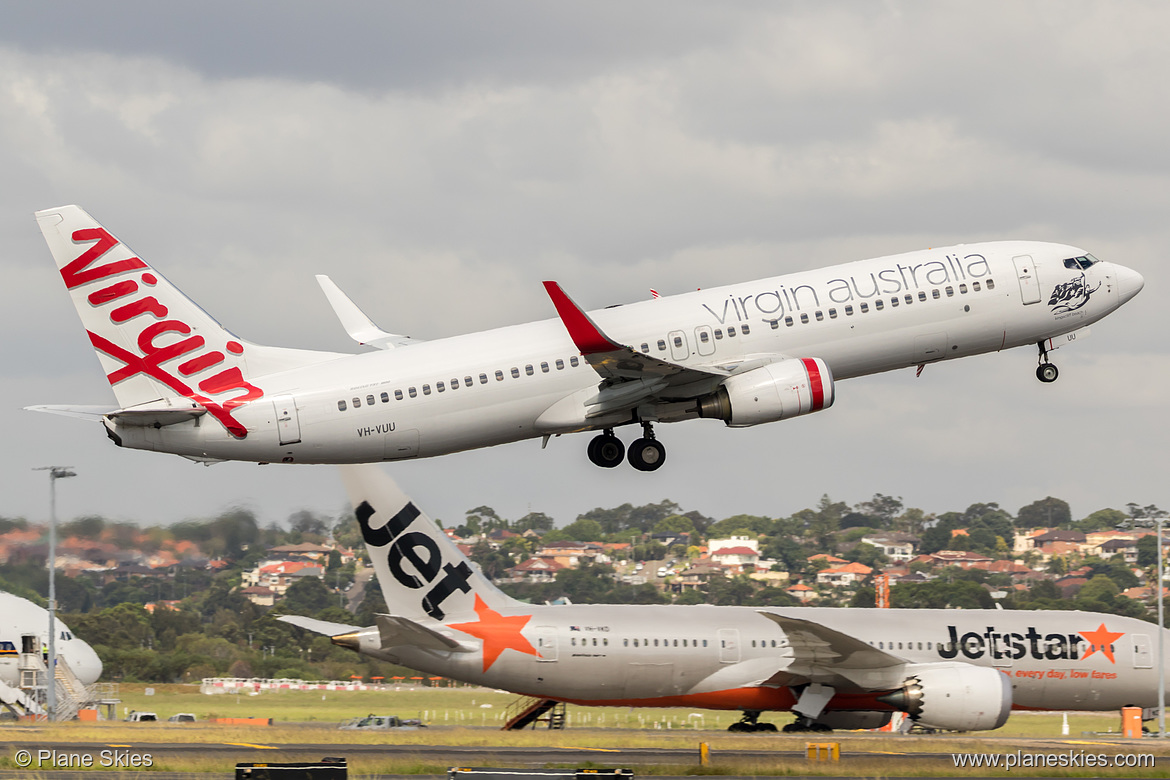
[35,206,341,434]
[339,465,520,624]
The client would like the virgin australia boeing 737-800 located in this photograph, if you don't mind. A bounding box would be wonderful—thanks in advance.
[30,205,1142,471]
[283,466,1170,732]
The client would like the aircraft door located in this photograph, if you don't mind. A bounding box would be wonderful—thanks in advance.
[271,396,301,445]
[1013,255,1041,305]
[717,628,740,664]
[668,330,690,361]
[694,326,715,357]
[531,627,558,662]
[1132,634,1152,668]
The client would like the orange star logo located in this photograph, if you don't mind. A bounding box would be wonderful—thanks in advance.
[447,595,540,672]
[1078,623,1126,664]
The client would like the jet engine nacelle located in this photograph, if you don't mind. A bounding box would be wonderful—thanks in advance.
[697,358,834,427]
[879,662,1012,731]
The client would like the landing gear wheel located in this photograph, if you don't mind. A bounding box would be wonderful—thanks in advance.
[587,433,625,468]
[1036,363,1059,383]
[627,438,666,472]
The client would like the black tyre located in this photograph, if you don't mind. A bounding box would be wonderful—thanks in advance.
[588,434,625,468]
[627,438,666,472]
[1036,363,1059,383]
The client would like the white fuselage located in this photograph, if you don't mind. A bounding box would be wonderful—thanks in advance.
[108,240,1140,464]
[0,593,102,688]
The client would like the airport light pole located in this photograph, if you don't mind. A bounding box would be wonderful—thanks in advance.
[36,466,75,722]
[1159,515,1165,738]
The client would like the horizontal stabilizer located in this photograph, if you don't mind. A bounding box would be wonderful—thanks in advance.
[24,404,116,421]
[108,399,206,427]
[316,275,419,349]
[376,613,473,653]
[278,615,362,636]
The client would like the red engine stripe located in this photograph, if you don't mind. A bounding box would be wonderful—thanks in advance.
[801,358,825,410]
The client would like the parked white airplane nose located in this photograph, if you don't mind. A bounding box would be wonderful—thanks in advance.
[1115,265,1145,304]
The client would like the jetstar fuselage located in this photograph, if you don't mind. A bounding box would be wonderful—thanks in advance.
[356,604,1167,714]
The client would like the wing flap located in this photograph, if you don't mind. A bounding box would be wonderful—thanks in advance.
[759,611,909,690]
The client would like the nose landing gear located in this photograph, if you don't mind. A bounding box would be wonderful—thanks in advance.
[1036,340,1059,383]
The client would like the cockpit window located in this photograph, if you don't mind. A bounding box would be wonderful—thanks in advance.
[1063,255,1097,270]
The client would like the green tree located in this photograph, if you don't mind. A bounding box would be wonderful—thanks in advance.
[281,578,334,616]
[1017,497,1071,529]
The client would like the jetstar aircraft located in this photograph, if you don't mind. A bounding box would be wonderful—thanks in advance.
[31,205,1143,471]
[282,466,1170,733]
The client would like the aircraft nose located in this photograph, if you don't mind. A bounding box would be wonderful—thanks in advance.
[1115,265,1145,304]
[73,643,103,685]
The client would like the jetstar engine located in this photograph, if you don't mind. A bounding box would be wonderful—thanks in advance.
[697,358,834,427]
[878,662,1012,731]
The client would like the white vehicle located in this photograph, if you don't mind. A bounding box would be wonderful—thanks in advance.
[31,206,1142,471]
[127,711,157,722]
[283,467,1170,733]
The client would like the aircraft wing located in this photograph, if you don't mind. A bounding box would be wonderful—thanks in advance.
[543,281,729,403]
[758,612,908,690]
[278,615,362,636]
[316,275,421,349]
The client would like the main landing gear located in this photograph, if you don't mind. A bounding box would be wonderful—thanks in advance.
[1036,340,1059,383]
[727,710,778,733]
[781,716,832,733]
[586,423,667,472]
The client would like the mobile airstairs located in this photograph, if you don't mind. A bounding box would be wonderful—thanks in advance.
[1,644,118,721]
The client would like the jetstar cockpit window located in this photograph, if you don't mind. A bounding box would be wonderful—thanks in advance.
[1064,255,1098,270]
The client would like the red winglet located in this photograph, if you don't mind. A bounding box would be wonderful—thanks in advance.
[543,281,622,355]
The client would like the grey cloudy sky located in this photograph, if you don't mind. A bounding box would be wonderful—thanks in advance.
[1,1,1165,530]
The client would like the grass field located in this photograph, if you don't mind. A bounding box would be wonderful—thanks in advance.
[1,684,1168,776]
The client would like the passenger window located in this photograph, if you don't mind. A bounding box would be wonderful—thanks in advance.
[657,339,666,351]
[699,332,710,343]
[945,286,954,297]
[890,297,899,307]
[451,378,460,389]
[436,382,445,393]
[770,320,779,329]
[727,328,736,338]
[859,302,869,313]
[918,291,927,301]
[959,284,967,294]
[381,392,389,403]
[408,387,417,398]
[844,305,854,316]
[654,639,659,647]
[511,367,520,378]
[540,362,549,373]
[624,638,629,647]
[367,394,375,405]
[673,336,683,347]
[815,310,824,321]
[828,308,837,319]
[555,359,564,370]
[525,364,534,376]
[338,400,347,411]
[972,281,981,292]
[741,324,750,334]
[479,373,488,384]
[422,384,431,395]
[352,397,361,408]
[394,389,403,401]
[932,289,941,299]
[633,639,639,647]
[570,356,580,367]
[640,343,650,353]
[987,278,996,290]
[784,316,794,326]
[874,300,883,310]
[714,329,723,339]
[495,370,504,381]
[702,640,707,647]
[905,294,913,304]
[799,313,809,324]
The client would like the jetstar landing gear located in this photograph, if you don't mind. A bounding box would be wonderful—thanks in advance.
[1036,340,1059,383]
[727,710,778,733]
[627,422,666,472]
[782,716,832,733]
[587,430,624,468]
